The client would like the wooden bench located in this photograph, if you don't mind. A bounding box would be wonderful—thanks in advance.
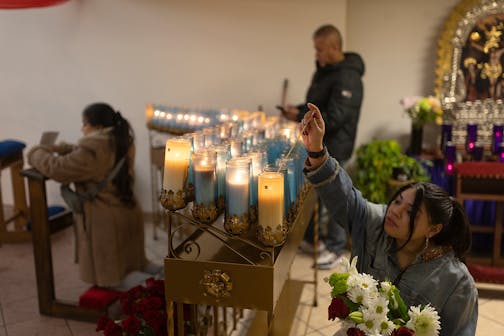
[21,168,102,322]
[0,142,30,244]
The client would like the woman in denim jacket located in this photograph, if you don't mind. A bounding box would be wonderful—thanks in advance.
[301,103,477,335]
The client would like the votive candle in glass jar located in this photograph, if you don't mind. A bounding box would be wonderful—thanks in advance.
[210,144,230,205]
[466,124,478,153]
[257,172,286,246]
[444,141,456,174]
[492,124,504,155]
[228,138,243,158]
[192,149,218,223]
[246,151,263,208]
[163,138,191,192]
[161,138,192,210]
[224,158,251,235]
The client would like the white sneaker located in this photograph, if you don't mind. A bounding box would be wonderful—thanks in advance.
[316,251,343,270]
[299,240,327,254]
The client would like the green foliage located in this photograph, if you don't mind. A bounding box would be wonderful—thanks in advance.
[351,140,430,204]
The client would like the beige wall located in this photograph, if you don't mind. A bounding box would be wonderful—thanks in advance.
[0,0,459,212]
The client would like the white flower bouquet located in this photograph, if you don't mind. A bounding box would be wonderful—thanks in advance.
[326,257,441,336]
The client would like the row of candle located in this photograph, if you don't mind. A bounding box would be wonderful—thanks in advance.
[145,103,269,134]
[162,131,306,246]
[441,123,504,155]
[442,123,504,174]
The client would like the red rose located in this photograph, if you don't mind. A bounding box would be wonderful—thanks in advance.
[391,326,415,336]
[135,297,163,314]
[143,309,165,334]
[120,295,136,315]
[146,278,165,297]
[121,315,141,335]
[96,314,111,331]
[328,297,350,320]
[103,320,123,336]
[347,327,366,336]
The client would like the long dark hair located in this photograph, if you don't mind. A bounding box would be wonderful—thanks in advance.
[83,102,135,206]
[387,182,471,260]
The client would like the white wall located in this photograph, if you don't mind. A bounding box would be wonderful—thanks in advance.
[0,0,345,211]
[0,0,465,213]
[347,0,459,148]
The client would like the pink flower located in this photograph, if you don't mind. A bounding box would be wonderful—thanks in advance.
[400,96,422,110]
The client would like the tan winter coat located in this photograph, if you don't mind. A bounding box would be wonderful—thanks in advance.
[28,128,146,287]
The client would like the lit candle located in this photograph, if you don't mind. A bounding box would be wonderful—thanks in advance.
[226,158,250,217]
[211,144,230,200]
[192,150,217,206]
[163,138,191,192]
[246,151,263,207]
[492,124,503,155]
[228,138,243,158]
[258,172,284,233]
[466,124,478,153]
[145,103,154,124]
[499,143,504,163]
[444,141,456,174]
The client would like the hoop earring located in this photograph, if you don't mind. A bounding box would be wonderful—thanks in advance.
[424,236,430,251]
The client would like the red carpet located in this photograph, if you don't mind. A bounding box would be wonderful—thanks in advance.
[467,263,504,284]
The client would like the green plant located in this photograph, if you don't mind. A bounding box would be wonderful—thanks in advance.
[351,139,430,204]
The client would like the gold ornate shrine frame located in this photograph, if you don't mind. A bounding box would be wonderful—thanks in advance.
[435,0,504,146]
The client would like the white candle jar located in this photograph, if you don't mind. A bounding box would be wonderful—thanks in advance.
[257,172,287,246]
[161,138,191,210]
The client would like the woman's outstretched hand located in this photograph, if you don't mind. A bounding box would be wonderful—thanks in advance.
[300,103,325,153]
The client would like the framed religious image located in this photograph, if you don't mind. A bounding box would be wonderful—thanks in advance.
[435,0,504,147]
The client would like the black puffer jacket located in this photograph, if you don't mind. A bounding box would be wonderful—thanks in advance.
[297,52,365,161]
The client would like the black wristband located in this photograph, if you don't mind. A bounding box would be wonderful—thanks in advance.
[307,145,327,158]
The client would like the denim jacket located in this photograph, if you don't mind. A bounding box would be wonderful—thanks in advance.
[305,157,478,336]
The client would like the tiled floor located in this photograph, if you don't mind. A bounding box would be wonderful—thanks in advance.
[1,220,504,336]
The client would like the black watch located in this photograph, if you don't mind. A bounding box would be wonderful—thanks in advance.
[307,145,327,158]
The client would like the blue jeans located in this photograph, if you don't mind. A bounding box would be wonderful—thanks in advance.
[304,198,347,254]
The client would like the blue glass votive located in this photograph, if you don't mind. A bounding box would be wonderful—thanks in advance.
[225,158,251,217]
[192,150,217,206]
[466,124,478,153]
[444,141,456,174]
[492,124,504,155]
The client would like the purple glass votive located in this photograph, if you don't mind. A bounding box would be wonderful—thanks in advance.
[492,124,504,155]
[440,123,453,151]
[499,143,504,163]
[444,141,456,174]
[466,124,478,153]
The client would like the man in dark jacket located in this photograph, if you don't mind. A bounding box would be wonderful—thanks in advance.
[282,24,365,269]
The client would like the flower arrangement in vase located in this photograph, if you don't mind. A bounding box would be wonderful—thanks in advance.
[327,257,441,336]
[400,96,443,155]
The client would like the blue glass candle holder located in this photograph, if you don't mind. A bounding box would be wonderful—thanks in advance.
[492,124,504,155]
[192,149,217,223]
[224,158,251,235]
[466,124,478,153]
[444,141,456,174]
